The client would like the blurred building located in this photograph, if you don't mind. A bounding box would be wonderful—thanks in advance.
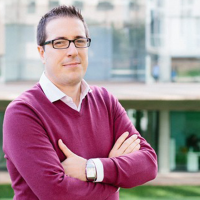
[0,0,146,82]
[0,0,200,176]
[145,0,200,173]
[146,0,200,82]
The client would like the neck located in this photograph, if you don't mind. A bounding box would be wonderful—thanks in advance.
[44,72,82,107]
[56,82,82,107]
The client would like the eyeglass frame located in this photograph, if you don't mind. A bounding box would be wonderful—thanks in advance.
[42,37,91,49]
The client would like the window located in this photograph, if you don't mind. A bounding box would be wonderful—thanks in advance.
[196,18,200,34]
[49,0,59,10]
[129,0,139,10]
[73,1,84,10]
[170,111,200,172]
[188,0,193,5]
[196,18,200,47]
[157,0,164,7]
[97,1,114,11]
[27,0,36,14]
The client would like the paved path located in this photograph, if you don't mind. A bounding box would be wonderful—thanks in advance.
[1,81,200,101]
[1,81,200,111]
[1,171,200,185]
[147,172,200,185]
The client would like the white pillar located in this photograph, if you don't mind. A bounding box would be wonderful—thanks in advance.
[145,55,153,84]
[158,7,171,82]
[158,55,171,82]
[158,110,170,173]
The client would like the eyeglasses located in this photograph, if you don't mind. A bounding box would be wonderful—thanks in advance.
[42,37,91,49]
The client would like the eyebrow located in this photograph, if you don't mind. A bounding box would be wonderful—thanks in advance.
[53,36,86,40]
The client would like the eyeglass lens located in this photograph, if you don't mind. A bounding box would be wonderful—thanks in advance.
[53,38,89,48]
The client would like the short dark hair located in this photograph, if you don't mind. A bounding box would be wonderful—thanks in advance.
[37,5,89,46]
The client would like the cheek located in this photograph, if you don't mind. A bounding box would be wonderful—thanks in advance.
[45,52,62,67]
[44,56,58,74]
[80,51,88,67]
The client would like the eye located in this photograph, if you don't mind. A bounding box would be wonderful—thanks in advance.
[54,39,68,47]
[75,39,87,47]
[76,39,85,43]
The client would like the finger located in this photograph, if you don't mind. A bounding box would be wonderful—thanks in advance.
[112,132,129,151]
[119,134,138,153]
[58,139,74,157]
[123,139,140,155]
[133,144,141,152]
[131,143,140,153]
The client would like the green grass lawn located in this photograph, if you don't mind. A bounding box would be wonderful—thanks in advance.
[0,185,13,199]
[119,186,200,200]
[0,185,200,200]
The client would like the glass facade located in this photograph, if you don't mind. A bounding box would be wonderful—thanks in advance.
[0,0,146,82]
[170,111,200,172]
[27,0,36,14]
[127,109,159,154]
[0,0,199,83]
[111,24,146,81]
[147,0,200,82]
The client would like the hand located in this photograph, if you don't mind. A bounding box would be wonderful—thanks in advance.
[109,132,140,158]
[58,139,87,181]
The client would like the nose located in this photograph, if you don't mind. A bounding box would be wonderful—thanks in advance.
[66,41,78,57]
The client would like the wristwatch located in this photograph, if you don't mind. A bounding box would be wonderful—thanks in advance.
[86,159,97,182]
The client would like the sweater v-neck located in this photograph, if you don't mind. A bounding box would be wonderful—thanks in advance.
[53,97,87,117]
[37,82,88,117]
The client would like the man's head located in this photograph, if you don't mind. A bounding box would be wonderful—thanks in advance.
[37,6,90,89]
[37,5,89,46]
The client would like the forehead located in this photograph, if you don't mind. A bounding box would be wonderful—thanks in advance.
[45,17,86,40]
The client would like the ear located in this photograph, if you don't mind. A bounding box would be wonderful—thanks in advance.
[37,45,46,64]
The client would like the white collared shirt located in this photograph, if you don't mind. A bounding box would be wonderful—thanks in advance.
[39,72,92,111]
[39,72,104,182]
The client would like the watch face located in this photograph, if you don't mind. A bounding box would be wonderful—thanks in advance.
[87,167,96,179]
[86,160,97,181]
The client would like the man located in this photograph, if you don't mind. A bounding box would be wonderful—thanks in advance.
[3,6,157,200]
[152,64,159,82]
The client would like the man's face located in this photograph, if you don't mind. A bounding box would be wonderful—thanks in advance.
[38,17,88,88]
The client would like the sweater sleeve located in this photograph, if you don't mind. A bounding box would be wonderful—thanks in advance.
[99,92,158,188]
[3,100,118,200]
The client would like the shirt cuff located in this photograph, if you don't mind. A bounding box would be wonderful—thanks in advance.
[91,158,104,182]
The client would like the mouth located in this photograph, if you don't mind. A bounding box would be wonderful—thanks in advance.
[62,62,80,67]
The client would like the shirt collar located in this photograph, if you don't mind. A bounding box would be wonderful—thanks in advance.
[39,72,92,103]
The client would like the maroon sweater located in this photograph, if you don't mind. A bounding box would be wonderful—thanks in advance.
[3,83,157,200]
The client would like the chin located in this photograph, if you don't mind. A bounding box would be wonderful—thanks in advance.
[65,77,83,86]
[60,71,85,85]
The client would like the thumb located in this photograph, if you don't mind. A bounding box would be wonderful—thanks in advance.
[58,139,74,158]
